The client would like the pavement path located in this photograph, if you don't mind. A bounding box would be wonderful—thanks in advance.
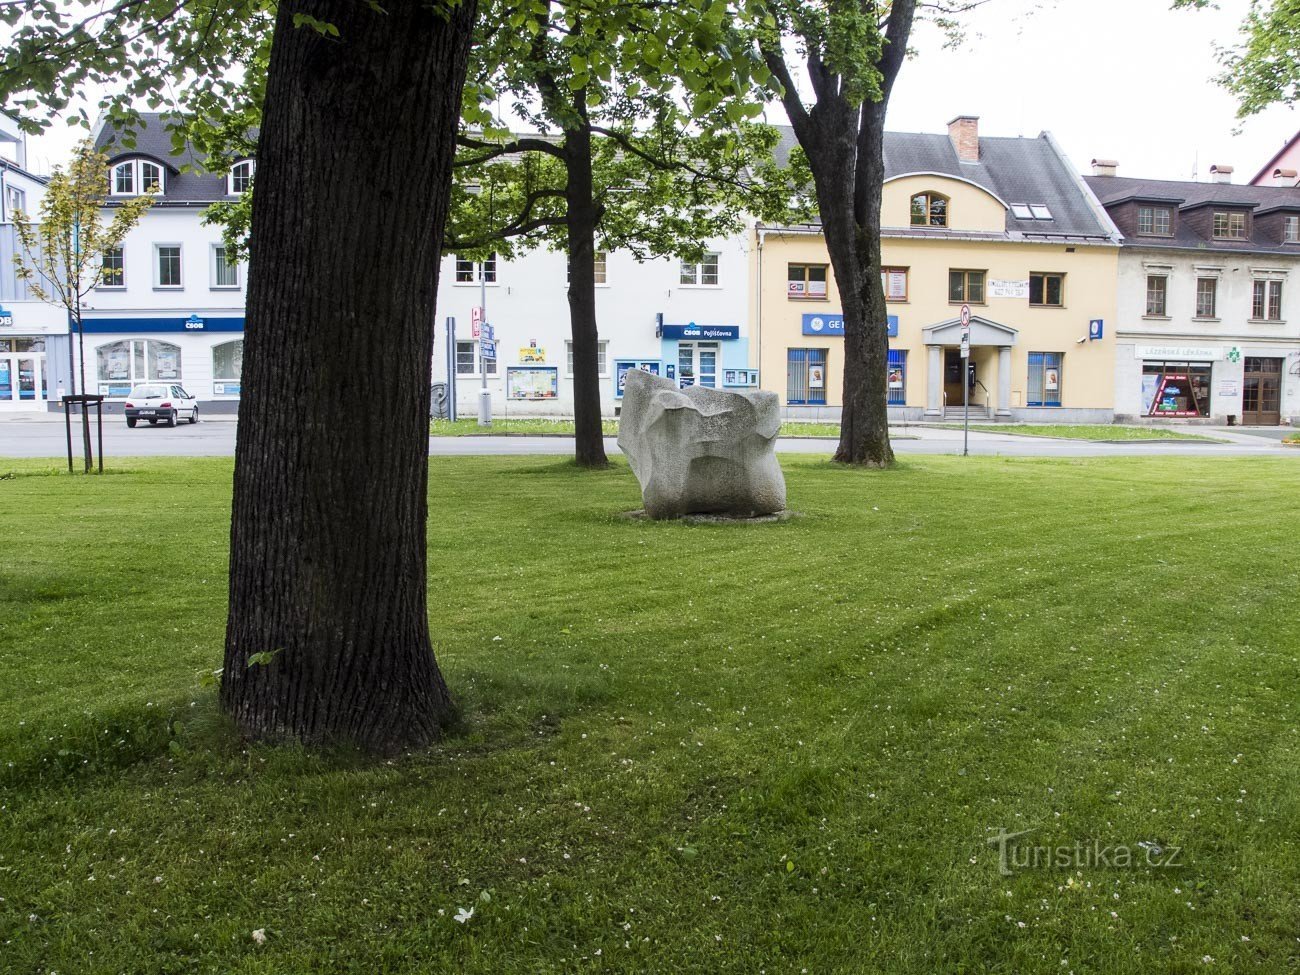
[0,413,1293,459]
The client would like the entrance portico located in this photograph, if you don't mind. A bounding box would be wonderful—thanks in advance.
[922,316,1018,418]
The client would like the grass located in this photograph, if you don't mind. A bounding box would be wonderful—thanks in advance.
[937,423,1223,442]
[1283,431,1300,444]
[3,454,1300,973]
[431,418,847,438]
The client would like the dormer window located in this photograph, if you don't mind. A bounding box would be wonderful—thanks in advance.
[1137,206,1172,236]
[1212,210,1247,239]
[109,159,164,196]
[1285,215,1299,243]
[228,160,255,195]
[910,192,948,227]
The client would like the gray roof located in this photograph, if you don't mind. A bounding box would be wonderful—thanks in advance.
[1084,174,1300,254]
[94,112,250,205]
[772,125,1113,240]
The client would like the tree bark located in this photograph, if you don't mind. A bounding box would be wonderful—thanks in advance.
[563,113,609,468]
[221,0,475,751]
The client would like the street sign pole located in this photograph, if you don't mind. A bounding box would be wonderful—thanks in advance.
[960,304,972,458]
[447,317,457,422]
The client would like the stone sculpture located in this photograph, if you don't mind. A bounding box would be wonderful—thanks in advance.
[617,368,787,519]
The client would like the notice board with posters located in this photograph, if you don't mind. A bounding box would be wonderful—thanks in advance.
[506,366,558,400]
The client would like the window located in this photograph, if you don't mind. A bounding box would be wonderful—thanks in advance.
[1143,362,1211,417]
[228,160,255,195]
[140,162,162,193]
[213,340,243,384]
[910,192,948,227]
[565,251,608,285]
[1027,352,1062,407]
[1145,275,1167,316]
[155,245,182,288]
[1029,204,1053,220]
[1286,215,1300,243]
[96,339,182,389]
[1195,277,1217,318]
[948,269,985,303]
[1010,204,1033,220]
[565,340,608,375]
[881,267,908,302]
[4,185,26,221]
[787,263,828,299]
[211,244,240,289]
[887,349,906,406]
[680,252,720,286]
[455,340,497,375]
[1212,210,1246,239]
[112,162,134,195]
[100,247,125,288]
[1252,279,1283,321]
[454,254,497,284]
[1029,272,1064,307]
[1137,206,1172,236]
[786,348,827,405]
[109,159,164,195]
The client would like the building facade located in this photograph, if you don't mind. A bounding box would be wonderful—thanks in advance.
[84,114,250,413]
[1085,167,1300,425]
[754,118,1122,422]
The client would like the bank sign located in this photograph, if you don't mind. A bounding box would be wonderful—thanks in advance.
[802,313,898,337]
[658,323,739,341]
[0,306,12,327]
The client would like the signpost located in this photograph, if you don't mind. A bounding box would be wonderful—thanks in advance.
[477,273,492,427]
[960,304,971,457]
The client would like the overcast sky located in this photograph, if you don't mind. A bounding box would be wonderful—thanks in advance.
[15,0,1298,184]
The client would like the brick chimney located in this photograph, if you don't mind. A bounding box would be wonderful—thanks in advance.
[1210,164,1233,184]
[1091,158,1119,177]
[1274,167,1299,187]
[947,115,980,163]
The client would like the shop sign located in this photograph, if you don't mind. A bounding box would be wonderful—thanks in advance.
[0,306,13,327]
[1227,346,1242,363]
[989,279,1029,299]
[213,382,242,396]
[802,314,898,337]
[1135,344,1223,362]
[1089,319,1104,340]
[659,323,740,341]
[614,359,662,397]
[81,316,244,333]
[518,345,546,363]
[184,314,205,330]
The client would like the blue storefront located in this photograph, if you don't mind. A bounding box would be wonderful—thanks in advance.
[614,319,758,401]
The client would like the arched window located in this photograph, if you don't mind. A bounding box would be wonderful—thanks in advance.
[108,159,165,196]
[910,192,949,227]
[140,161,162,193]
[112,162,135,195]
[212,340,243,395]
[228,160,255,195]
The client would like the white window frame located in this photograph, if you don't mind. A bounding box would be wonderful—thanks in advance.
[1285,215,1300,244]
[98,246,126,290]
[110,159,165,196]
[679,251,720,287]
[453,254,498,286]
[154,243,183,289]
[4,185,26,222]
[139,161,162,193]
[565,340,609,377]
[228,159,255,195]
[454,339,497,376]
[210,243,240,289]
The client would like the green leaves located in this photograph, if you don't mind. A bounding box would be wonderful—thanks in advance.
[291,13,340,37]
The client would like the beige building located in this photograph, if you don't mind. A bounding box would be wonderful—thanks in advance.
[753,118,1122,422]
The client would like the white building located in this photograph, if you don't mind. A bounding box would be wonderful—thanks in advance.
[1086,166,1300,425]
[0,114,62,412]
[433,234,756,418]
[83,113,251,413]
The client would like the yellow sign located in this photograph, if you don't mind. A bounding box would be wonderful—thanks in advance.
[519,347,546,364]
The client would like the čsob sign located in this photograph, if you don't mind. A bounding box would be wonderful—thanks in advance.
[658,322,740,341]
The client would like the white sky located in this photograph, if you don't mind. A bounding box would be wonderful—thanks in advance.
[14,0,1298,183]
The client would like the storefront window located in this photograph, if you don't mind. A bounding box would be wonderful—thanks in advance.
[1027,352,1063,407]
[887,350,906,406]
[213,340,243,380]
[1142,362,1211,417]
[96,339,183,393]
[787,348,828,405]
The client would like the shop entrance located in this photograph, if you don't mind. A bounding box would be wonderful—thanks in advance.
[943,348,974,407]
[677,341,719,389]
[1242,356,1282,425]
[0,348,48,410]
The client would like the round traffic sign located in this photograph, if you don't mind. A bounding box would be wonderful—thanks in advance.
[960,304,971,327]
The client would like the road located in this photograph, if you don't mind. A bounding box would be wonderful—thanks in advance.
[0,415,1292,459]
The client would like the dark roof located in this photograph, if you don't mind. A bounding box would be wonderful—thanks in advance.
[1084,174,1300,254]
[771,125,1114,240]
[94,112,248,205]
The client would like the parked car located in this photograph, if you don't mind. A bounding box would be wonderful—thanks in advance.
[123,384,199,427]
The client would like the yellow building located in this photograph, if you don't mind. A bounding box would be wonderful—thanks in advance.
[754,117,1122,421]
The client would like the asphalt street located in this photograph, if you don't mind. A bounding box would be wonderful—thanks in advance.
[0,415,1293,459]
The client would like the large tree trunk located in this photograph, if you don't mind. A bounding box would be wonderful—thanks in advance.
[221,0,475,751]
[564,115,609,468]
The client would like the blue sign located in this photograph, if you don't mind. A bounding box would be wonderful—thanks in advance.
[0,306,13,327]
[81,316,244,334]
[479,338,497,360]
[1089,318,1104,340]
[658,323,740,341]
[802,314,898,337]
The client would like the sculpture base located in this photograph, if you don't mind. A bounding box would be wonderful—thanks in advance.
[619,509,800,525]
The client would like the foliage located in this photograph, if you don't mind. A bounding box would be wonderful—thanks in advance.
[11,142,153,315]
[1177,0,1300,118]
[3,454,1300,970]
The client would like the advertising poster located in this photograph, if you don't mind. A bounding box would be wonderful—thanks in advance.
[507,366,558,400]
[615,360,660,397]
[518,346,546,364]
[1045,368,1059,391]
[809,366,825,389]
[888,366,904,389]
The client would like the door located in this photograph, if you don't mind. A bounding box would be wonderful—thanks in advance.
[677,342,720,389]
[1242,357,1282,425]
[943,349,974,406]
[0,354,46,410]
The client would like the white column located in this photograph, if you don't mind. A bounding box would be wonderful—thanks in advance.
[926,345,942,416]
[997,345,1012,418]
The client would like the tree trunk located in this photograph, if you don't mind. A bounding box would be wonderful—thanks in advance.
[564,116,609,468]
[220,0,475,752]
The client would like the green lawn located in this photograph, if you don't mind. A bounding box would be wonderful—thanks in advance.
[3,455,1300,973]
[936,423,1223,442]
[430,418,845,438]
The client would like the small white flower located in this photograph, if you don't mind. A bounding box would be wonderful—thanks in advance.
[454,906,474,924]
[252,929,267,945]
